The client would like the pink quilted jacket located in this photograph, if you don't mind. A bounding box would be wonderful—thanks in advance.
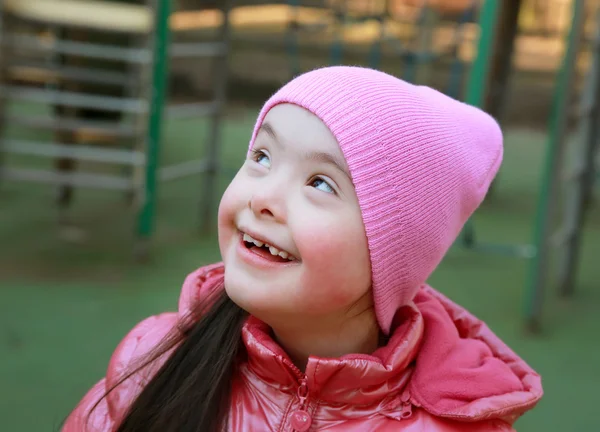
[63,263,542,431]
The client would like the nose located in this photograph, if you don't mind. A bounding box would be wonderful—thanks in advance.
[249,181,287,223]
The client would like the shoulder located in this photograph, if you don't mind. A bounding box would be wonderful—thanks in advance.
[104,313,180,423]
[62,264,225,431]
[62,312,179,431]
[106,263,226,422]
[61,379,113,431]
[177,262,225,318]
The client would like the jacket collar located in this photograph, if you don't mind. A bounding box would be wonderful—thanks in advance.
[179,265,542,421]
[241,303,424,405]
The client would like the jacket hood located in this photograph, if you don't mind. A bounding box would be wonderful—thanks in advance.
[178,265,542,424]
[408,286,542,423]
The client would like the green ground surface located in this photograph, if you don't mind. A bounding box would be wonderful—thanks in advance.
[1,111,599,431]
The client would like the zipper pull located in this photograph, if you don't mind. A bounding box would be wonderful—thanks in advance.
[290,378,312,432]
[400,390,413,419]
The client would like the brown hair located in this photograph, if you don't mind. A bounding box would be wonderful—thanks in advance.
[91,289,247,432]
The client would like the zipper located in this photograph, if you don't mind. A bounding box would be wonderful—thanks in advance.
[400,390,413,420]
[285,372,415,428]
[289,376,312,432]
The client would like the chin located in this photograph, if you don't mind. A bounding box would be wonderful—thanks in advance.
[224,264,296,321]
[223,268,250,310]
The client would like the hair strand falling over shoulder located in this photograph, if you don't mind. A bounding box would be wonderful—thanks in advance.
[94,289,247,432]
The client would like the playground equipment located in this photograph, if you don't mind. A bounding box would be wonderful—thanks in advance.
[1,0,596,321]
[456,0,599,330]
[0,0,230,255]
[285,0,477,101]
[525,0,600,331]
[286,0,520,256]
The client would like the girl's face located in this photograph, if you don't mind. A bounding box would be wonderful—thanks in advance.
[218,104,372,327]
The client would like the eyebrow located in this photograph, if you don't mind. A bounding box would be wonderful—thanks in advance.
[258,122,352,179]
[258,122,278,141]
[304,151,351,179]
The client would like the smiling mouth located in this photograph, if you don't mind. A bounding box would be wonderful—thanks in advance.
[241,232,297,263]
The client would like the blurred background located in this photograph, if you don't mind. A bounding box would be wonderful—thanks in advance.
[0,0,599,430]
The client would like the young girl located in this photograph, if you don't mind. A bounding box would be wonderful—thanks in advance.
[63,66,542,432]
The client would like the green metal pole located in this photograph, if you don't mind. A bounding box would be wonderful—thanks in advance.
[368,13,385,69]
[414,7,438,86]
[137,0,170,253]
[460,0,501,247]
[286,0,301,77]
[482,0,524,199]
[580,10,600,215]
[329,3,345,65]
[0,5,7,186]
[200,0,231,233]
[524,0,586,332]
[464,0,500,107]
[484,0,523,125]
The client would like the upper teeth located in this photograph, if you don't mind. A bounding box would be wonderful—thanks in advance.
[243,233,295,261]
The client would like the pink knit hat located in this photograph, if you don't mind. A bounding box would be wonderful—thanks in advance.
[248,66,503,334]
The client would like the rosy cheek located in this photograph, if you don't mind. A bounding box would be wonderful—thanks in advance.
[297,230,339,274]
[296,224,371,308]
[217,191,234,229]
[218,182,243,258]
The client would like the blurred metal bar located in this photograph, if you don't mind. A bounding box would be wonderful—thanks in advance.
[2,139,145,165]
[459,0,502,247]
[1,86,148,113]
[525,0,586,332]
[171,41,226,58]
[3,33,151,63]
[5,114,138,137]
[167,101,220,119]
[573,98,596,118]
[286,0,302,77]
[199,0,231,233]
[0,1,9,183]
[137,0,171,243]
[3,167,133,190]
[556,7,600,298]
[484,0,523,120]
[8,61,133,86]
[160,159,208,181]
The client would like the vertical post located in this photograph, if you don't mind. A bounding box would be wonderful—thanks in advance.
[330,1,345,65]
[581,10,600,214]
[414,6,438,85]
[482,0,524,197]
[402,6,427,84]
[136,0,170,254]
[556,8,600,297]
[524,0,586,332]
[0,4,8,186]
[459,0,501,247]
[367,0,388,69]
[368,13,385,69]
[200,0,231,233]
[445,3,476,100]
[484,0,523,122]
[463,0,501,107]
[286,0,301,78]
